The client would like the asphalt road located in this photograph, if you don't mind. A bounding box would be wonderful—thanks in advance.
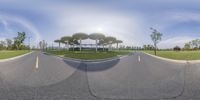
[0,51,200,100]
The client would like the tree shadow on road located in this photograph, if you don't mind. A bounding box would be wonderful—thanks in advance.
[62,58,120,72]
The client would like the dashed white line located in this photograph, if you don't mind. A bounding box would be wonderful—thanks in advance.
[138,56,141,62]
[35,56,39,69]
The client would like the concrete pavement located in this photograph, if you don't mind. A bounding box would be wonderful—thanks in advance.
[0,51,200,100]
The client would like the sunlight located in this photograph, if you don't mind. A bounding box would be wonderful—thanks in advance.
[97,27,103,32]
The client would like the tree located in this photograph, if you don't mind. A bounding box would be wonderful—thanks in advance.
[143,44,154,50]
[69,38,79,51]
[114,40,123,50]
[98,39,108,51]
[89,33,105,52]
[143,45,147,50]
[72,33,88,51]
[6,39,13,50]
[14,32,26,50]
[192,39,198,49]
[150,28,163,55]
[54,39,62,49]
[39,40,48,51]
[0,40,6,50]
[61,36,72,50]
[105,36,116,51]
[189,41,193,49]
[184,43,190,50]
[173,46,181,51]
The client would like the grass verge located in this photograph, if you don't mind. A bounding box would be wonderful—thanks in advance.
[143,50,200,60]
[0,50,30,59]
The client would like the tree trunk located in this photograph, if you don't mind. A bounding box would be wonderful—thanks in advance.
[154,43,157,55]
[16,45,19,50]
[66,42,69,51]
[72,44,74,51]
[95,39,98,52]
[80,39,82,51]
[59,42,60,50]
[117,43,119,50]
[109,44,112,51]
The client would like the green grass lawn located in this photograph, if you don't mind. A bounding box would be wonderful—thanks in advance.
[143,50,200,60]
[47,50,131,60]
[0,50,30,59]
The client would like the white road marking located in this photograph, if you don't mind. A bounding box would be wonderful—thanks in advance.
[35,56,39,69]
[138,56,141,62]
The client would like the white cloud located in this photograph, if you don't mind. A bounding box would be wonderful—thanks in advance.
[158,36,195,49]
[0,13,42,45]
[0,37,6,41]
[42,5,146,46]
[169,12,200,22]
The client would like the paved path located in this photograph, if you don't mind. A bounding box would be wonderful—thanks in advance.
[0,51,200,100]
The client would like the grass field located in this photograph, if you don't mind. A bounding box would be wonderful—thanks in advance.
[47,50,131,60]
[143,50,200,60]
[0,50,30,59]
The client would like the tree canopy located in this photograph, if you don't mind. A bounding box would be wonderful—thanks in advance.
[72,33,88,40]
[89,33,105,40]
[105,36,117,44]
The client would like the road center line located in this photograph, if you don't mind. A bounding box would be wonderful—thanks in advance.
[138,56,141,62]
[35,56,39,69]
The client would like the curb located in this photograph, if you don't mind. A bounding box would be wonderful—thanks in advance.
[143,52,200,64]
[143,52,187,63]
[43,52,129,63]
[0,51,33,62]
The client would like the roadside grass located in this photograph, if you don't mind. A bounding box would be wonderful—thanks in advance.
[47,50,131,60]
[143,50,200,60]
[0,50,30,59]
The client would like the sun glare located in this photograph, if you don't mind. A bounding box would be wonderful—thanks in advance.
[97,27,103,32]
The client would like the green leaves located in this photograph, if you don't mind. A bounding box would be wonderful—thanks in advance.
[72,33,88,40]
[61,36,72,44]
[89,33,105,40]
[105,36,117,44]
[150,28,163,44]
[150,28,163,55]
[14,32,26,50]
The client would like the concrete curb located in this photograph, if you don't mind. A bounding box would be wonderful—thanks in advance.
[143,52,200,64]
[187,60,200,64]
[143,52,187,64]
[0,51,33,62]
[43,52,129,63]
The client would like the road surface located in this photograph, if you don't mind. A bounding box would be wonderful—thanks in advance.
[0,51,199,100]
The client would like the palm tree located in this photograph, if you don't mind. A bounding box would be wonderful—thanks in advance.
[61,36,72,50]
[72,32,88,51]
[105,36,116,51]
[54,39,62,49]
[89,33,105,52]
[115,40,123,50]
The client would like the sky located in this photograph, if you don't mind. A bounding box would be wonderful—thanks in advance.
[0,0,200,48]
